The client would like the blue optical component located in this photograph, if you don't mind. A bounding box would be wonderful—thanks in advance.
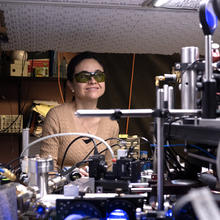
[107,209,129,219]
[64,214,85,220]
[36,205,45,215]
[200,0,218,35]
[205,4,218,33]
[165,208,173,218]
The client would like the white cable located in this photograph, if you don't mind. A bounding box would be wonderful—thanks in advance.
[20,132,114,158]
[216,141,220,182]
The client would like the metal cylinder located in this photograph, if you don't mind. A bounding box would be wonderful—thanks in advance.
[163,85,174,109]
[163,84,169,109]
[157,88,164,109]
[22,128,30,157]
[156,88,164,211]
[168,86,174,109]
[181,46,199,109]
[204,35,213,82]
[202,35,217,118]
[28,156,53,197]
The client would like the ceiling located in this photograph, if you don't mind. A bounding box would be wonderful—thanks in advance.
[0,0,220,55]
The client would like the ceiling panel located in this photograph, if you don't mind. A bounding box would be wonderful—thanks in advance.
[0,0,220,55]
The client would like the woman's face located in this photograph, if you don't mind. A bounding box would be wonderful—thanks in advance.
[72,58,105,101]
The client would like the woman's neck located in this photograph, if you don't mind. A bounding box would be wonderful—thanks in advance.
[75,99,98,110]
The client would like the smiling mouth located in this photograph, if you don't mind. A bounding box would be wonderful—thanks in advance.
[86,87,99,90]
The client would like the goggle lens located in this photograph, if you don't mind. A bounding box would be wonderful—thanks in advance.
[74,70,105,83]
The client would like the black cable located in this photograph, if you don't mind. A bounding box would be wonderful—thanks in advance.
[60,136,97,172]
[166,148,184,171]
[165,116,190,141]
[61,143,122,176]
[95,137,124,148]
[60,138,122,176]
[165,149,179,170]
[166,138,190,166]
[165,152,179,171]
[60,140,100,176]
[10,163,21,173]
[3,156,24,169]
[0,53,30,133]
[164,155,171,176]
[99,143,122,155]
[0,114,21,133]
[60,159,90,176]
[169,145,188,164]
[0,94,28,133]
[140,136,153,156]
[180,59,204,75]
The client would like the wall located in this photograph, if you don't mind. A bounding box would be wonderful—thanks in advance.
[0,52,180,164]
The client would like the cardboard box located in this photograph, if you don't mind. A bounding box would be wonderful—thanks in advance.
[28,59,49,77]
[10,61,29,77]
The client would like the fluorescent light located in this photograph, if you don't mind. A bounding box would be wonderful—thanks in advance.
[154,0,169,7]
[153,0,201,10]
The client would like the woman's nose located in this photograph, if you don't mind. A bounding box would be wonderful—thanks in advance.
[88,76,97,84]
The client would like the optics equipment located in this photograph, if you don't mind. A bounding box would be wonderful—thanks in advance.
[200,0,218,35]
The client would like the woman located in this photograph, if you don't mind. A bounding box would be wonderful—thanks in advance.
[40,52,119,173]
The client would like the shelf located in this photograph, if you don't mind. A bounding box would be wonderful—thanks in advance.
[0,132,21,136]
[0,74,72,103]
[0,76,67,81]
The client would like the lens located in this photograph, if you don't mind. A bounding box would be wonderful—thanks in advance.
[93,70,105,82]
[75,71,91,83]
[75,70,105,83]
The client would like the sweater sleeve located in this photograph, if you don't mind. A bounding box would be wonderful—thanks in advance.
[40,108,60,171]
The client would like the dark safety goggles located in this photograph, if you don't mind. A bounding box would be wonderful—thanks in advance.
[74,70,105,83]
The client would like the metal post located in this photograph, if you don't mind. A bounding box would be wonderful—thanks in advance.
[168,86,174,109]
[204,35,213,82]
[22,128,30,157]
[156,88,164,210]
[163,84,174,109]
[202,35,216,118]
[181,46,199,109]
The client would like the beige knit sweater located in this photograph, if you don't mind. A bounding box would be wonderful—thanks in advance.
[40,102,119,171]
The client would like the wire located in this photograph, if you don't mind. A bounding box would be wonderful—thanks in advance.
[165,148,184,171]
[60,159,90,176]
[61,137,122,176]
[165,116,189,140]
[95,137,124,149]
[165,151,180,172]
[189,144,216,160]
[140,136,153,156]
[181,59,204,75]
[20,132,114,158]
[60,136,96,171]
[61,142,121,176]
[0,114,21,133]
[126,53,136,134]
[140,136,150,143]
[0,55,30,133]
[3,156,24,169]
[57,53,65,103]
[99,143,122,155]
[150,143,216,159]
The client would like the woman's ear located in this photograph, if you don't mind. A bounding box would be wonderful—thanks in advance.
[67,80,74,93]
